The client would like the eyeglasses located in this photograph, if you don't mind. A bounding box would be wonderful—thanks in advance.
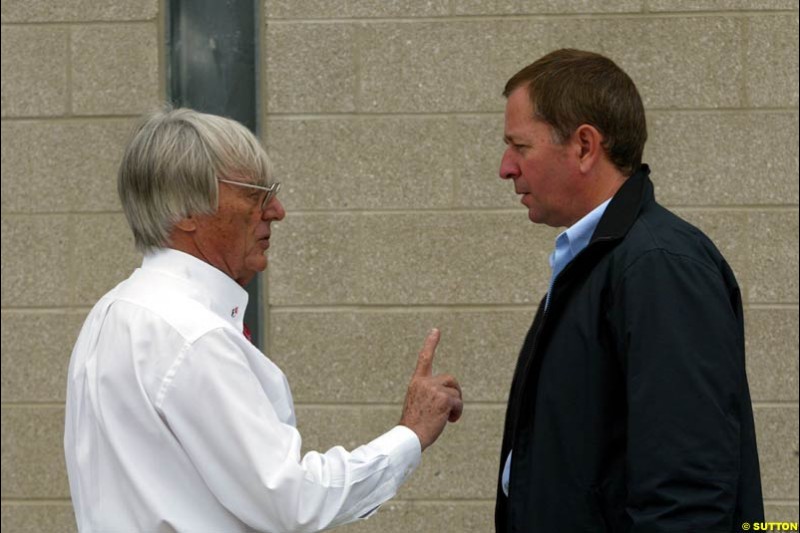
[217,178,281,210]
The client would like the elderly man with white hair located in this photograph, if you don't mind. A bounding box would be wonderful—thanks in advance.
[64,108,463,532]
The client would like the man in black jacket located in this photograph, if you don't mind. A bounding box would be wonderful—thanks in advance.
[495,49,764,532]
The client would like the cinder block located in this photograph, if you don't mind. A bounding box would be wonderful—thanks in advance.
[295,405,505,500]
[399,404,503,500]
[1,214,139,308]
[452,115,520,209]
[265,23,358,113]
[1,407,69,498]
[266,117,455,210]
[453,0,518,16]
[359,21,516,113]
[1,215,74,307]
[590,17,744,110]
[265,0,448,19]
[0,503,76,533]
[266,213,361,304]
[267,114,519,210]
[1,119,134,213]
[1,26,68,117]
[268,212,555,306]
[747,211,799,303]
[650,0,796,10]
[1,311,86,402]
[745,308,799,402]
[269,309,532,403]
[1,0,157,23]
[71,23,159,115]
[357,212,554,305]
[348,501,494,533]
[746,14,799,108]
[359,17,744,113]
[270,311,410,403]
[646,112,799,206]
[753,406,799,500]
[71,214,140,306]
[453,0,642,15]
[764,503,800,522]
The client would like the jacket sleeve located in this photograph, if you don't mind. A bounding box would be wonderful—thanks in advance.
[609,248,747,532]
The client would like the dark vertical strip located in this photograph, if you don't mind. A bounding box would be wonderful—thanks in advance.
[166,0,262,348]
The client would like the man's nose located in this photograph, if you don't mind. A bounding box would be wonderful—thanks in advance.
[263,197,286,221]
[499,149,519,180]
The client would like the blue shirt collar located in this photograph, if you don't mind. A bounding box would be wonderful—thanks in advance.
[549,198,612,280]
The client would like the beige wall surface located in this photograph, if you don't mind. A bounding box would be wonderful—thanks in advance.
[2,0,798,530]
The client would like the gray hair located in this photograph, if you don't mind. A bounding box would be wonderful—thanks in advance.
[118,107,274,253]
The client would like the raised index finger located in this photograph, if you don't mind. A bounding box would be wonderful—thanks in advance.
[414,328,440,377]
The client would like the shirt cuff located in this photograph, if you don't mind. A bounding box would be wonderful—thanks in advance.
[356,426,421,520]
[368,425,422,486]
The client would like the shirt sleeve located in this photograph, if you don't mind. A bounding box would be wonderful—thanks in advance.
[156,328,421,533]
[609,249,750,532]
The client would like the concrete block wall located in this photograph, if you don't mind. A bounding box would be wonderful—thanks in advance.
[1,1,797,530]
[1,0,159,529]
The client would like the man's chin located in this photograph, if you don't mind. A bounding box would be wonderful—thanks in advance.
[238,258,267,286]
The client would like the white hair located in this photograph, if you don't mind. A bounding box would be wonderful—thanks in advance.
[118,107,274,253]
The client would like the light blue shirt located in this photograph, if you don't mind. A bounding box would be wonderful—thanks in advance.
[545,198,612,310]
[502,198,612,497]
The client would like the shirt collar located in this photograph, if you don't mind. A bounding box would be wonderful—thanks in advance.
[549,198,612,278]
[140,248,249,331]
[565,198,613,257]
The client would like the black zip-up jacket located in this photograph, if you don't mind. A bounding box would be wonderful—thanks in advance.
[495,166,764,532]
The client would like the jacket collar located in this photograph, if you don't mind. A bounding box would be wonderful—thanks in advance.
[590,164,653,244]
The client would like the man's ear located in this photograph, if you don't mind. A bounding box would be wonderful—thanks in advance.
[574,124,604,174]
[174,216,197,233]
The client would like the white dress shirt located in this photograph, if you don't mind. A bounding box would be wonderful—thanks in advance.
[64,248,421,532]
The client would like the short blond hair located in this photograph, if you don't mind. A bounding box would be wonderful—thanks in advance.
[118,107,274,253]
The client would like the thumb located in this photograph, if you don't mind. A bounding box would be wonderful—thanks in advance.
[414,328,440,377]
